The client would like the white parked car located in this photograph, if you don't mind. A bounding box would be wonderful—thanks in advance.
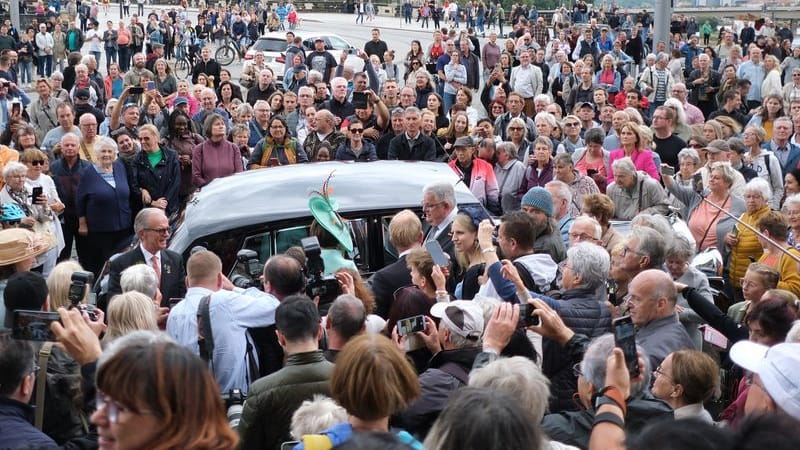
[245,32,364,80]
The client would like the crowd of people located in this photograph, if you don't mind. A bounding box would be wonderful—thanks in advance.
[2,2,800,450]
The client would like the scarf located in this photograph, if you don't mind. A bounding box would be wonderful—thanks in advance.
[260,137,297,166]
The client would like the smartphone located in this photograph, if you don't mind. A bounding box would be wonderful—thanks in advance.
[268,157,280,167]
[280,442,300,450]
[613,315,640,377]
[519,301,540,327]
[660,165,675,177]
[692,173,704,194]
[129,86,145,95]
[425,240,449,267]
[12,310,60,342]
[31,186,43,202]
[147,81,155,91]
[352,91,368,109]
[169,298,183,309]
[397,315,426,336]
[11,102,21,116]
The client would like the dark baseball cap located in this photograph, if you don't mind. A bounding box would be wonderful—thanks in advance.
[74,88,91,100]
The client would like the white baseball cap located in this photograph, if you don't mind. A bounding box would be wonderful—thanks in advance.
[729,341,800,420]
[430,300,484,340]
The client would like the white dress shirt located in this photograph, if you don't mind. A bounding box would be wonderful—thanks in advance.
[166,285,280,393]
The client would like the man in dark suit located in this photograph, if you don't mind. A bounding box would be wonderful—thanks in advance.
[107,208,186,307]
[369,209,423,318]
[421,182,461,295]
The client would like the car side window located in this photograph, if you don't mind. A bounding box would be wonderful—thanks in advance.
[240,231,273,265]
[275,225,310,255]
[328,36,348,50]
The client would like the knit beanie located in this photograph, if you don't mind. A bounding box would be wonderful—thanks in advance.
[521,187,554,218]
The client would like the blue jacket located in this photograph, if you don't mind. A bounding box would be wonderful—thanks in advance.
[335,141,378,162]
[50,157,92,223]
[76,161,132,233]
[541,287,612,412]
[0,398,58,449]
[762,141,800,176]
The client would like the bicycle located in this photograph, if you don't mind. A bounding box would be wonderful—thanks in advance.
[215,35,246,67]
[173,45,198,80]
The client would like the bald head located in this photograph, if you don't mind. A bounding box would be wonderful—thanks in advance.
[264,254,305,299]
[627,269,678,327]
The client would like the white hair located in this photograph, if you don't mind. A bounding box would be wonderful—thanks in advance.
[290,395,347,439]
[120,264,159,299]
[469,357,551,422]
[566,242,610,289]
[743,177,773,202]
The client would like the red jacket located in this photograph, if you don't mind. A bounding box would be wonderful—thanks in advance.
[448,157,500,212]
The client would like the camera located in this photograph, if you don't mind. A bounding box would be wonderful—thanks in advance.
[301,236,341,311]
[230,249,264,289]
[221,389,247,430]
[68,271,97,320]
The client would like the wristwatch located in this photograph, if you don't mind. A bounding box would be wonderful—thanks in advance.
[594,386,626,416]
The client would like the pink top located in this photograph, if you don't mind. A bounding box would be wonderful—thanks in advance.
[607,147,659,184]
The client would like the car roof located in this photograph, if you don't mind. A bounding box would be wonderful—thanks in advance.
[256,32,291,41]
[170,161,482,252]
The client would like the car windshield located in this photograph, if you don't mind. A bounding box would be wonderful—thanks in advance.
[253,39,287,52]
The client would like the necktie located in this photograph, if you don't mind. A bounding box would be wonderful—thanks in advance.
[427,226,438,242]
[151,255,161,285]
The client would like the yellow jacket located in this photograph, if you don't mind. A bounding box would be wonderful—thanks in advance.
[759,248,800,298]
[728,206,771,287]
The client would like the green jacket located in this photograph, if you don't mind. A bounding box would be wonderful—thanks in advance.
[237,350,334,450]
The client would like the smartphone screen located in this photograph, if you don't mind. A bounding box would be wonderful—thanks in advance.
[425,240,449,267]
[268,157,280,167]
[129,86,145,95]
[660,165,675,176]
[519,301,540,327]
[169,298,183,309]
[31,186,43,201]
[147,81,155,91]
[352,91,368,110]
[12,310,60,342]
[397,315,426,336]
[613,315,640,377]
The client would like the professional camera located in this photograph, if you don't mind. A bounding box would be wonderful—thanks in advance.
[221,389,247,430]
[301,236,341,310]
[69,271,98,320]
[230,249,264,289]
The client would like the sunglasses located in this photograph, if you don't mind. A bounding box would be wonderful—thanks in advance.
[30,160,45,166]
[350,128,364,134]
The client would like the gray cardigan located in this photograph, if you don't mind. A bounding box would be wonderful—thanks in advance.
[667,182,746,255]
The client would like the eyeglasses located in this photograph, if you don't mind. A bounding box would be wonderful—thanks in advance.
[96,392,154,424]
[29,160,45,166]
[508,127,524,131]
[653,366,674,383]
[269,125,285,129]
[421,201,445,210]
[622,245,644,257]
[564,122,580,127]
[568,231,595,242]
[572,362,583,378]
[144,227,170,235]
[740,278,761,288]
[350,128,363,134]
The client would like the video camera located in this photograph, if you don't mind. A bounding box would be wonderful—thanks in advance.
[221,389,246,430]
[69,271,98,320]
[230,249,264,289]
[300,236,341,311]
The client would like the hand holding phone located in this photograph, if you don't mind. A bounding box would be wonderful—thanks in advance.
[397,315,426,336]
[31,186,44,204]
[425,240,449,267]
[613,315,640,378]
[12,310,60,342]
[660,164,675,177]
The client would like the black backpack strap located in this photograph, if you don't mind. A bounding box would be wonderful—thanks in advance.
[244,337,260,386]
[197,294,214,368]
[439,362,469,385]
[513,261,538,293]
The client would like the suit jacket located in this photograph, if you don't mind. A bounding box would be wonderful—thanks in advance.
[107,246,187,308]
[369,254,413,319]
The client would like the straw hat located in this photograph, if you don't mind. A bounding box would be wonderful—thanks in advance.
[0,228,55,266]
